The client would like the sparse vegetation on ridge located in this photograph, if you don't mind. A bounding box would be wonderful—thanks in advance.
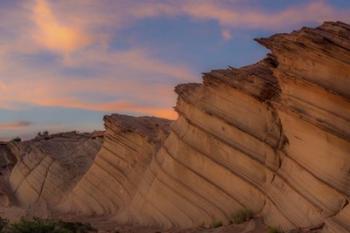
[0,217,96,233]
[231,209,253,224]
[267,226,283,233]
[0,218,8,232]
[211,220,223,228]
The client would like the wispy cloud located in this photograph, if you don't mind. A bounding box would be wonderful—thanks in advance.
[152,1,349,40]
[0,0,195,120]
[48,0,348,40]
[0,121,32,130]
[32,0,91,53]
[181,1,349,29]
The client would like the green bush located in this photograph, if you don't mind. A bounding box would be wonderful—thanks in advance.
[231,209,253,224]
[0,217,96,233]
[211,220,223,228]
[267,226,282,233]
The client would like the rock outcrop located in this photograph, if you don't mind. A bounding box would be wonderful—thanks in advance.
[59,21,348,232]
[1,21,349,233]
[58,114,171,216]
[257,21,350,233]
[0,142,17,174]
[0,142,16,207]
[8,131,102,211]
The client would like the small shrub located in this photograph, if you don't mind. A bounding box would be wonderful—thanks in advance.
[231,209,253,224]
[11,137,21,143]
[211,220,223,228]
[5,218,67,233]
[57,221,96,233]
[0,217,9,231]
[267,226,282,233]
[2,217,96,233]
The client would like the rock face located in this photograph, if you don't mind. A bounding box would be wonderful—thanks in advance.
[1,21,349,233]
[8,132,102,211]
[0,142,17,174]
[0,142,18,207]
[60,21,348,232]
[58,114,172,216]
[257,21,350,233]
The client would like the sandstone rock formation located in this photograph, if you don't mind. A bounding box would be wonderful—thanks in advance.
[0,141,19,171]
[58,114,171,216]
[58,21,348,232]
[0,142,19,207]
[8,131,102,211]
[1,21,349,233]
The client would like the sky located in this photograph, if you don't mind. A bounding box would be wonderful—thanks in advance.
[0,0,349,140]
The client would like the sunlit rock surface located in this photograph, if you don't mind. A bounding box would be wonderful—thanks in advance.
[104,21,348,231]
[257,21,350,233]
[58,114,172,217]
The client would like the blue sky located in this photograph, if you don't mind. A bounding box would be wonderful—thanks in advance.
[0,0,349,140]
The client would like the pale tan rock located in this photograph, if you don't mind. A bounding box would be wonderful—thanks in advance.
[58,114,171,217]
[8,131,102,209]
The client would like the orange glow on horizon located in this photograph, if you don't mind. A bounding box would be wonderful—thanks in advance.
[36,98,178,120]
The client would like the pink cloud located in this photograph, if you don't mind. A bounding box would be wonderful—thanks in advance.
[32,0,91,54]
[221,29,232,41]
[181,1,349,37]
[35,98,178,119]
[3,1,348,49]
[0,121,32,130]
[54,1,348,39]
[0,62,180,119]
[0,75,178,118]
[0,1,197,120]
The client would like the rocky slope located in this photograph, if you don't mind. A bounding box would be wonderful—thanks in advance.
[0,21,349,233]
[7,131,102,214]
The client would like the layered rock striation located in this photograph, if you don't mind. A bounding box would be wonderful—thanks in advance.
[59,114,171,217]
[258,21,350,233]
[65,21,348,232]
[8,132,102,210]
